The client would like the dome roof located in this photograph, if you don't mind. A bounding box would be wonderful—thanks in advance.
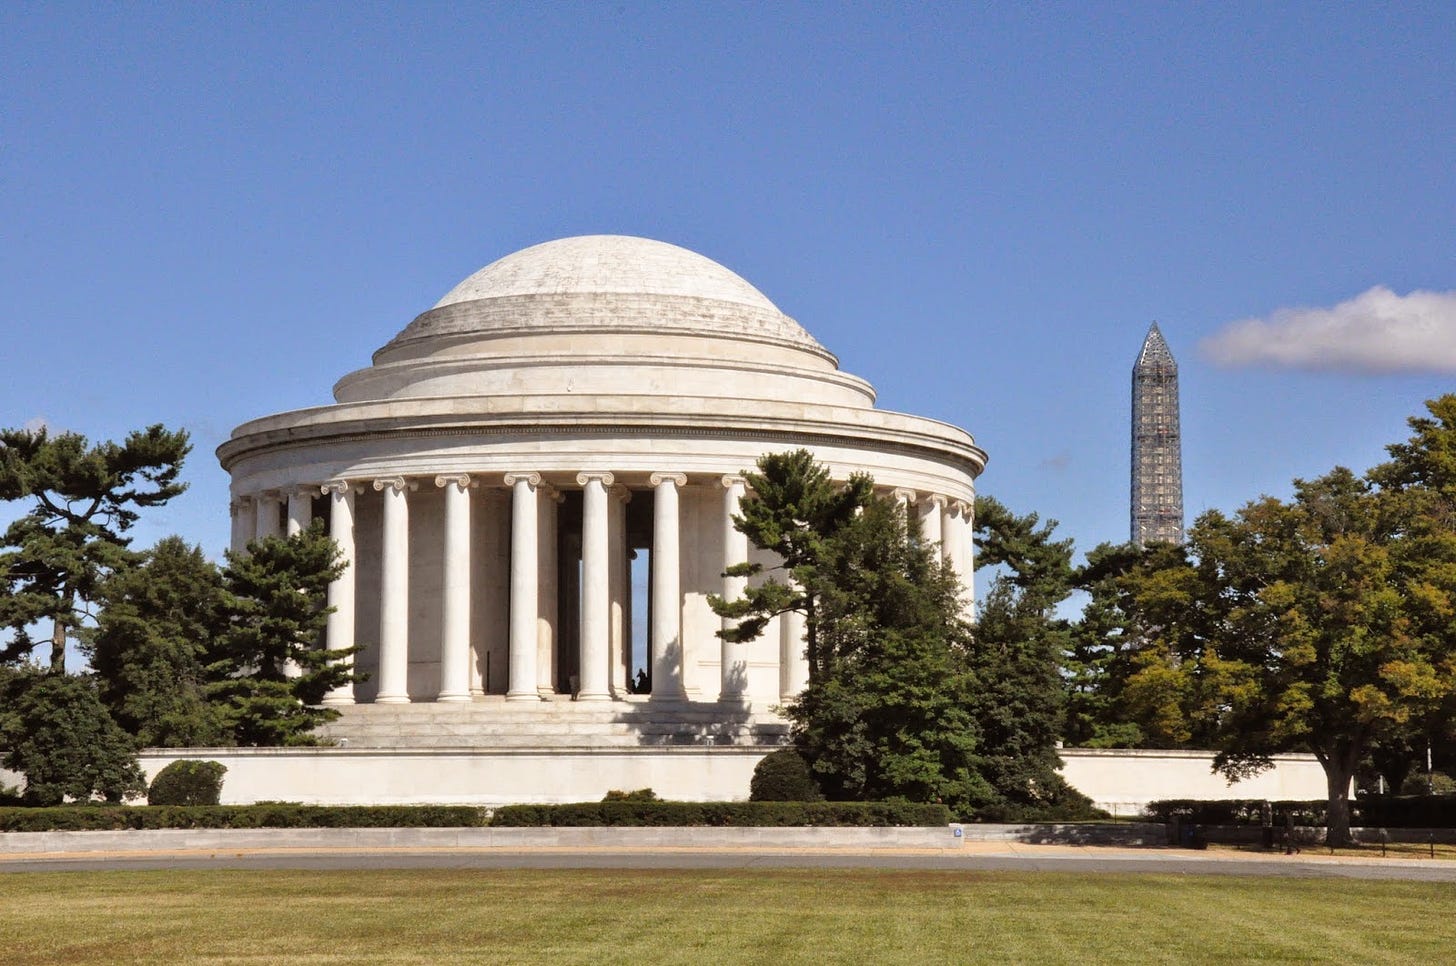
[434,235,781,314]
[379,235,828,358]
[337,234,870,408]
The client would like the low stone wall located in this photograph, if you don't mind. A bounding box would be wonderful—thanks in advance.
[95,747,1329,812]
[1058,748,1328,816]
[137,746,765,806]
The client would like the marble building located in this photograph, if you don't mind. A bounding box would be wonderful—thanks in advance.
[218,235,985,770]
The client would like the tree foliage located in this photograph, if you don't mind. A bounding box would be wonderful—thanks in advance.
[206,521,353,746]
[87,537,229,747]
[713,451,1090,819]
[791,495,991,810]
[970,496,1097,817]
[710,449,874,684]
[1063,396,1456,844]
[0,424,189,668]
[0,668,146,805]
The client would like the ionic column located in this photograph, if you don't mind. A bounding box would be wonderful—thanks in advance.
[650,472,687,701]
[940,499,959,566]
[780,604,809,699]
[286,488,314,536]
[373,477,413,704]
[576,472,614,702]
[229,496,256,552]
[321,480,357,705]
[254,491,281,542]
[608,486,631,696]
[919,494,946,548]
[436,474,474,703]
[719,475,749,703]
[958,499,976,614]
[504,473,541,701]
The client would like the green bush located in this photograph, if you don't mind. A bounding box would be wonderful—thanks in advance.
[749,749,822,802]
[0,804,489,832]
[1142,796,1456,829]
[147,760,228,806]
[1142,799,1326,826]
[1399,772,1456,796]
[489,800,950,827]
[602,788,659,802]
[1354,793,1456,828]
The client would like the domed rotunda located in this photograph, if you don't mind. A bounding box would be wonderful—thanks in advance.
[217,235,986,800]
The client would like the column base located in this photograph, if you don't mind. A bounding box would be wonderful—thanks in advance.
[320,695,355,707]
[506,690,541,702]
[575,690,611,702]
[375,694,411,705]
[436,692,472,703]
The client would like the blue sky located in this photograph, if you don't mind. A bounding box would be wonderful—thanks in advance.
[2,2,1453,563]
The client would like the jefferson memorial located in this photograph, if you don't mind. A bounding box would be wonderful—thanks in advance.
[213,235,987,799]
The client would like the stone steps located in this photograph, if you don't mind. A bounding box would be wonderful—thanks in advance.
[315,700,790,750]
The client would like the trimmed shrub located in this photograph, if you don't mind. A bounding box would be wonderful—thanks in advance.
[0,804,489,832]
[1143,796,1456,829]
[602,788,659,802]
[749,749,822,802]
[148,760,228,806]
[489,800,950,827]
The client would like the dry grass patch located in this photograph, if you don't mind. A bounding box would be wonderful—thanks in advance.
[1,868,1453,964]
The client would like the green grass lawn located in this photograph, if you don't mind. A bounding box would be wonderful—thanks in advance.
[2,868,1452,964]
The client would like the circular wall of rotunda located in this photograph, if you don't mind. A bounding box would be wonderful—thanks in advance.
[218,235,986,720]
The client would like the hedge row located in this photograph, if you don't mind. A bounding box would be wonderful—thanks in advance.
[1145,795,1456,828]
[490,801,950,827]
[0,804,488,832]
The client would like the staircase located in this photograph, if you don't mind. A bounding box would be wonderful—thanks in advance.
[315,697,791,750]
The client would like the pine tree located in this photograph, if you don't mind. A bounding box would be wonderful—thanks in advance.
[207,521,354,746]
[0,424,189,668]
[0,668,146,804]
[87,537,228,747]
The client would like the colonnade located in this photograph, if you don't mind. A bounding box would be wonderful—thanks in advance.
[228,473,974,706]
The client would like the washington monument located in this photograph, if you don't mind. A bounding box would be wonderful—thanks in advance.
[1131,323,1184,545]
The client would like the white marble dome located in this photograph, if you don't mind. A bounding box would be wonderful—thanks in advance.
[433,235,781,313]
[334,235,852,405]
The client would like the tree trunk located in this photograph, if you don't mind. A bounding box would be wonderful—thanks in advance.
[1324,759,1355,847]
[50,615,67,671]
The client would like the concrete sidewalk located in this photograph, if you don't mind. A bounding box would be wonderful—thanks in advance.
[4,826,1456,880]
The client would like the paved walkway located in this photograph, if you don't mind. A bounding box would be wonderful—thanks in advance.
[4,839,1455,881]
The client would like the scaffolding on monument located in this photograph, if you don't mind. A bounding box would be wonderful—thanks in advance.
[1131,322,1184,546]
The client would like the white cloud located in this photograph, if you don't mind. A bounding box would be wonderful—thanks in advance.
[22,416,50,433]
[1200,286,1456,374]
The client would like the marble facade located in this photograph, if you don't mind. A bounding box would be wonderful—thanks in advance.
[219,235,986,742]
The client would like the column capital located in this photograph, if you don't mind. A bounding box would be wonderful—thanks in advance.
[503,471,542,488]
[649,472,687,488]
[720,474,747,489]
[292,484,320,501]
[230,495,254,513]
[610,483,633,504]
[255,489,281,503]
[952,499,973,518]
[891,487,918,505]
[372,476,416,494]
[435,473,475,491]
[924,493,949,510]
[575,471,616,487]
